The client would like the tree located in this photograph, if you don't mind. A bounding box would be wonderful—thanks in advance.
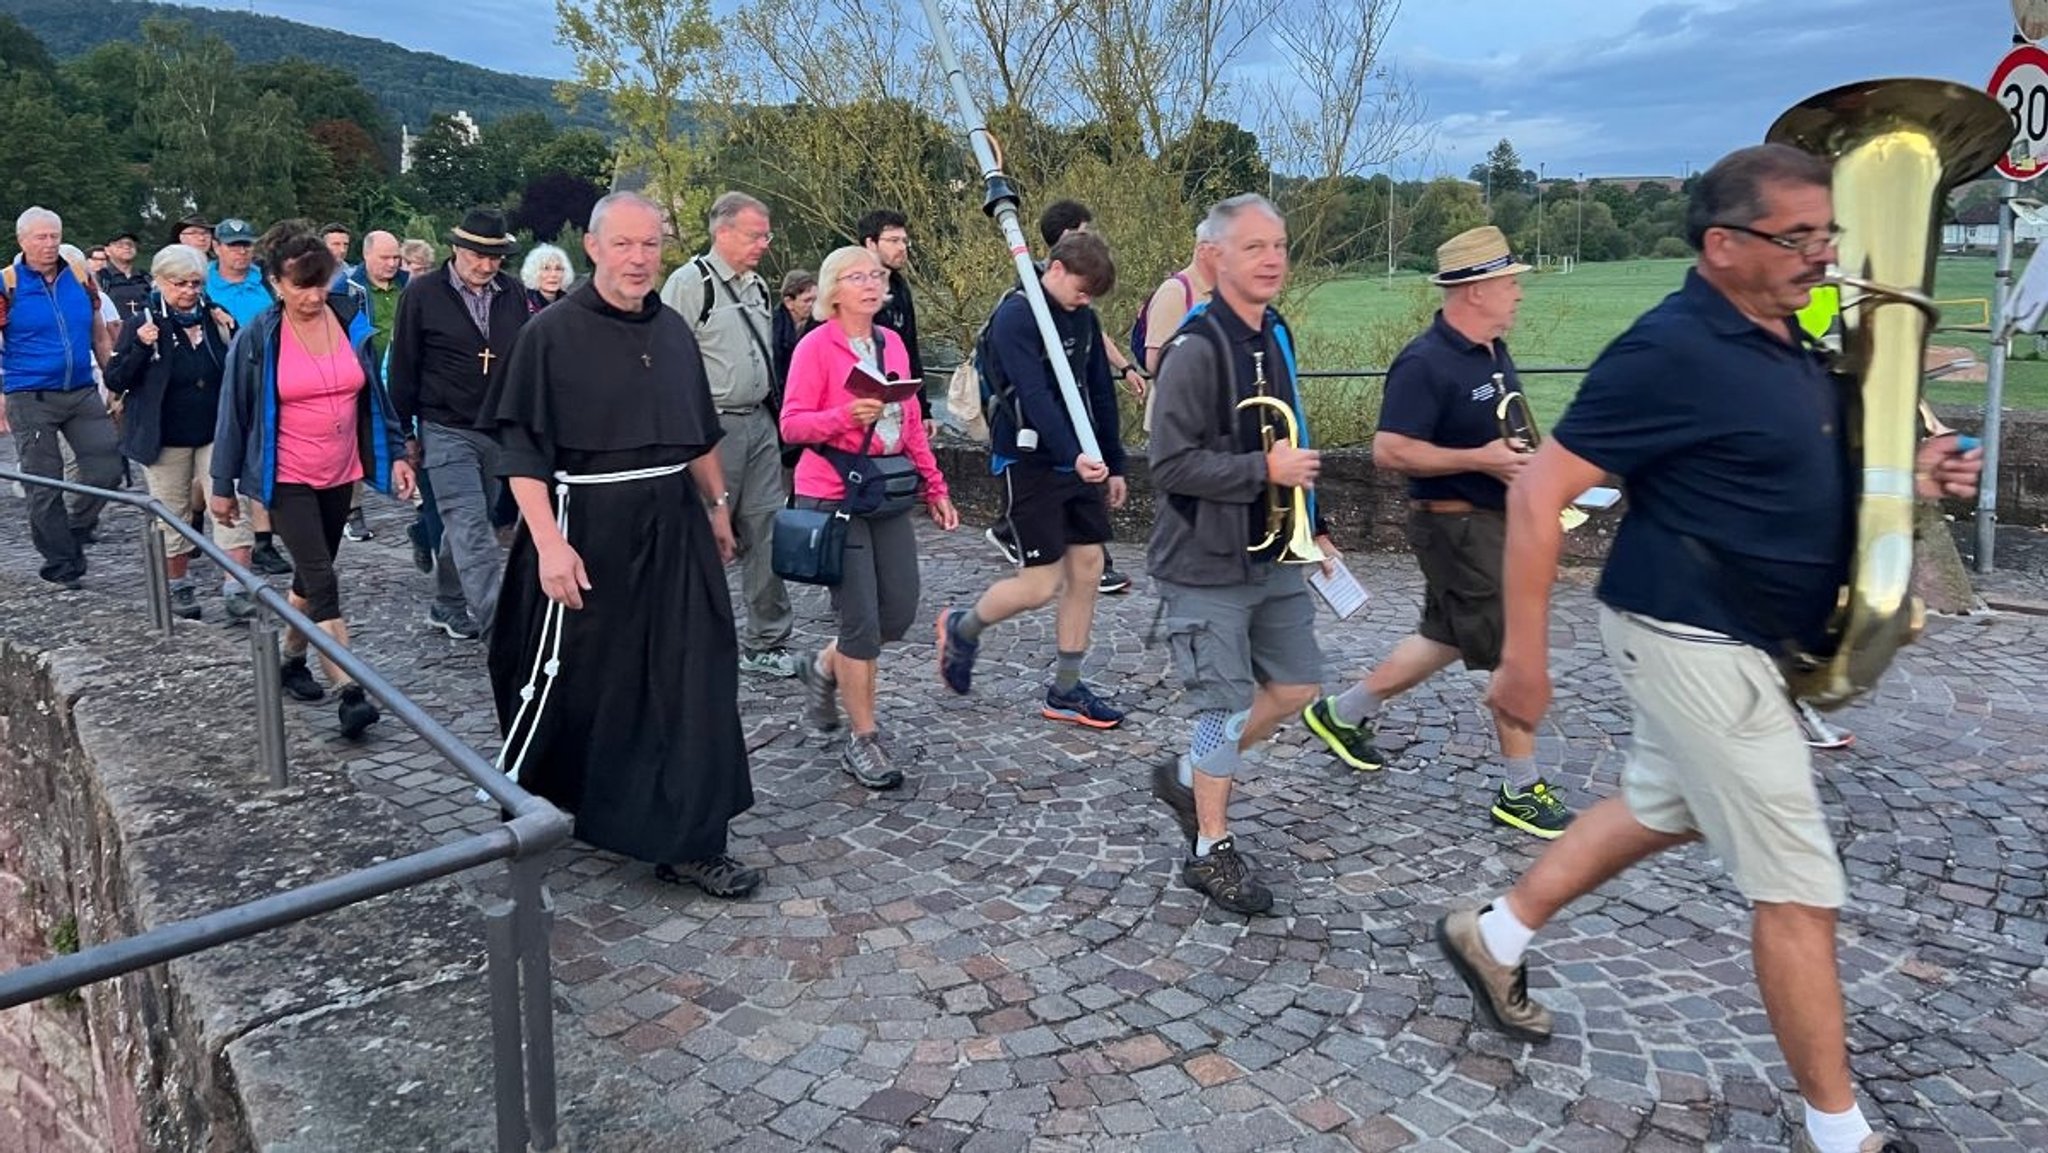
[133,19,301,224]
[1487,189,1531,239]
[1468,138,1527,198]
[556,0,721,250]
[529,128,617,186]
[510,170,605,241]
[1166,116,1271,205]
[1401,177,1488,266]
[0,73,133,243]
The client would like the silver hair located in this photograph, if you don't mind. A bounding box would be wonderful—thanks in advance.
[15,205,61,238]
[588,192,662,237]
[58,243,85,264]
[812,245,879,323]
[150,244,207,281]
[709,191,769,232]
[1200,193,1283,243]
[1195,217,1217,245]
[520,243,576,291]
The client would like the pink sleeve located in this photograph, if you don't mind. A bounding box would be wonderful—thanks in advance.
[779,330,851,446]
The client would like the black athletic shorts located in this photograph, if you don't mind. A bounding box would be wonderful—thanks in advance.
[999,459,1112,568]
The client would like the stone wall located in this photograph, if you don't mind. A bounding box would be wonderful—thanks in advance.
[0,587,511,1151]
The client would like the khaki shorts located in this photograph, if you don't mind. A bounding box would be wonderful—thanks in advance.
[1408,509,1505,670]
[1600,606,1845,909]
[141,444,254,558]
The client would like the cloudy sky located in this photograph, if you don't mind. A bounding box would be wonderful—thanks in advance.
[210,0,2011,178]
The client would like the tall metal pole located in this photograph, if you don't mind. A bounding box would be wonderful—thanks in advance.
[916,0,1102,463]
[1536,163,1545,268]
[1976,178,2018,572]
[1575,172,1584,267]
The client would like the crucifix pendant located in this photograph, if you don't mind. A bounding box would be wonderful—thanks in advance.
[478,347,495,375]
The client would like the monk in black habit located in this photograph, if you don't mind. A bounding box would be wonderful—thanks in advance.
[480,192,762,899]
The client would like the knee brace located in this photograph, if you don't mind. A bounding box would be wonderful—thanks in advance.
[1189,709,1249,779]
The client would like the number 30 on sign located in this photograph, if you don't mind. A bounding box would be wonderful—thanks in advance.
[1993,44,2048,182]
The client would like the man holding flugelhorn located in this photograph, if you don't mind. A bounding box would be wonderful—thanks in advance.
[1443,139,1985,1153]
[1303,225,1576,840]
[1145,193,1335,916]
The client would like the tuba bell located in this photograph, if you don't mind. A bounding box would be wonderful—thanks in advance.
[1765,78,2011,706]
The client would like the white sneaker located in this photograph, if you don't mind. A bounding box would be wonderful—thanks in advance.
[739,647,797,679]
[1796,700,1855,749]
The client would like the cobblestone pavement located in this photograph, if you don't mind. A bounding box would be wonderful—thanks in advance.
[3,465,2045,1152]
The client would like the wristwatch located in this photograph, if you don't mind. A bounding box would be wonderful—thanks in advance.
[711,490,731,509]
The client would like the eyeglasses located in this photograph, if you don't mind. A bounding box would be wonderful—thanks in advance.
[878,233,911,248]
[838,270,887,285]
[164,278,204,289]
[1711,222,1843,257]
[739,229,773,245]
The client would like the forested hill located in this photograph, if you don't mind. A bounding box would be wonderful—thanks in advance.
[0,0,605,131]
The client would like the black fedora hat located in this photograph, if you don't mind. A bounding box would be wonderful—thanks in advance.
[447,208,518,256]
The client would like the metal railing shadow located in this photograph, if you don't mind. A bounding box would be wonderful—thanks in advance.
[0,465,570,1153]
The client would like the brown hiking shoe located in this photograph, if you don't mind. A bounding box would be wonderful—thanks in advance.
[1435,906,1553,1043]
[1791,1130,1919,1153]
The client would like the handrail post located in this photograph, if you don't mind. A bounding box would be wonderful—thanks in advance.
[249,611,290,787]
[512,854,560,1151]
[140,522,173,635]
[484,894,528,1153]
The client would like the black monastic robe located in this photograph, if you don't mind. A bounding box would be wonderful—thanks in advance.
[482,282,753,863]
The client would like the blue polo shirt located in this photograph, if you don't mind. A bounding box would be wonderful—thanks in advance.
[1378,311,1519,509]
[1552,269,1850,655]
[207,262,275,329]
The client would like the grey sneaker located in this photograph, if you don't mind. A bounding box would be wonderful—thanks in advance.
[740,647,797,679]
[795,649,840,732]
[428,603,481,640]
[169,583,202,620]
[1435,906,1554,1043]
[222,588,258,622]
[841,732,904,790]
[1181,838,1274,916]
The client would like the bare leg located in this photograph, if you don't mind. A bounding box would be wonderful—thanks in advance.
[1052,546,1104,652]
[165,552,190,580]
[283,592,313,657]
[971,563,1063,625]
[315,618,352,687]
[829,645,879,735]
[1194,682,1321,840]
[1364,634,1460,699]
[1753,902,1854,1113]
[1503,796,1694,927]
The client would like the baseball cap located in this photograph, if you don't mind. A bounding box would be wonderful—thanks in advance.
[215,218,258,245]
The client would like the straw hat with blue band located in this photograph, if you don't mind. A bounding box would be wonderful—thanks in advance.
[1430,226,1532,286]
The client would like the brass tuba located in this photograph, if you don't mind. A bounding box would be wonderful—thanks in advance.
[1238,395,1328,565]
[1765,78,2010,706]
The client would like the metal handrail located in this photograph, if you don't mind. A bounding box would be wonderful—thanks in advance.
[0,465,569,1153]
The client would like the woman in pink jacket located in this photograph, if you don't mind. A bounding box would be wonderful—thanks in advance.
[781,245,958,789]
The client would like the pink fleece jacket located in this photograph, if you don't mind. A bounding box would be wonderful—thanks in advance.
[780,320,950,504]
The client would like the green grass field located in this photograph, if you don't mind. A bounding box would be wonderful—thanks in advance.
[1283,255,2048,445]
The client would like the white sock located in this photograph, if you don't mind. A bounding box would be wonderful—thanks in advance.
[1803,1102,1872,1153]
[1478,900,1535,968]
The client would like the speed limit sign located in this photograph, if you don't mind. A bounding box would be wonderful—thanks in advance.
[1993,44,2048,181]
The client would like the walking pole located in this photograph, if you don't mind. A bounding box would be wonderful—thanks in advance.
[914,0,1104,463]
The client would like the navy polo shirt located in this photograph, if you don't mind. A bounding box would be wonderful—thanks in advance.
[1378,311,1518,509]
[1552,269,1851,655]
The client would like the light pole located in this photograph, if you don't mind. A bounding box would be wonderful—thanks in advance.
[1536,162,1545,268]
[1576,171,1584,267]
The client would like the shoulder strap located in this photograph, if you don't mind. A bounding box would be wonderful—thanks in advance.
[1,263,14,303]
[690,256,715,328]
[707,262,776,371]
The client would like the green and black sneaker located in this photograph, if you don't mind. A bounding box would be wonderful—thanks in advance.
[1490,779,1575,840]
[1302,695,1387,771]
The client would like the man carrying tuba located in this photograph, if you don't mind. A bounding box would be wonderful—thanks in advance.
[1303,225,1577,841]
[1447,144,1980,1153]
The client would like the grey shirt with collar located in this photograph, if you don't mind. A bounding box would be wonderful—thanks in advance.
[658,248,773,410]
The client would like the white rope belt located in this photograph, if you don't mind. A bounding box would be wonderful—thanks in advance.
[492,463,692,789]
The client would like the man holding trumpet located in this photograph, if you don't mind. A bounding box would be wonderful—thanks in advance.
[1302,225,1576,840]
[1146,193,1335,916]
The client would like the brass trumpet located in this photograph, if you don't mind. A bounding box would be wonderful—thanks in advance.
[1495,382,1588,531]
[1239,395,1327,565]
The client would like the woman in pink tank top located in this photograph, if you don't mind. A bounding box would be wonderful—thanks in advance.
[210,232,415,739]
